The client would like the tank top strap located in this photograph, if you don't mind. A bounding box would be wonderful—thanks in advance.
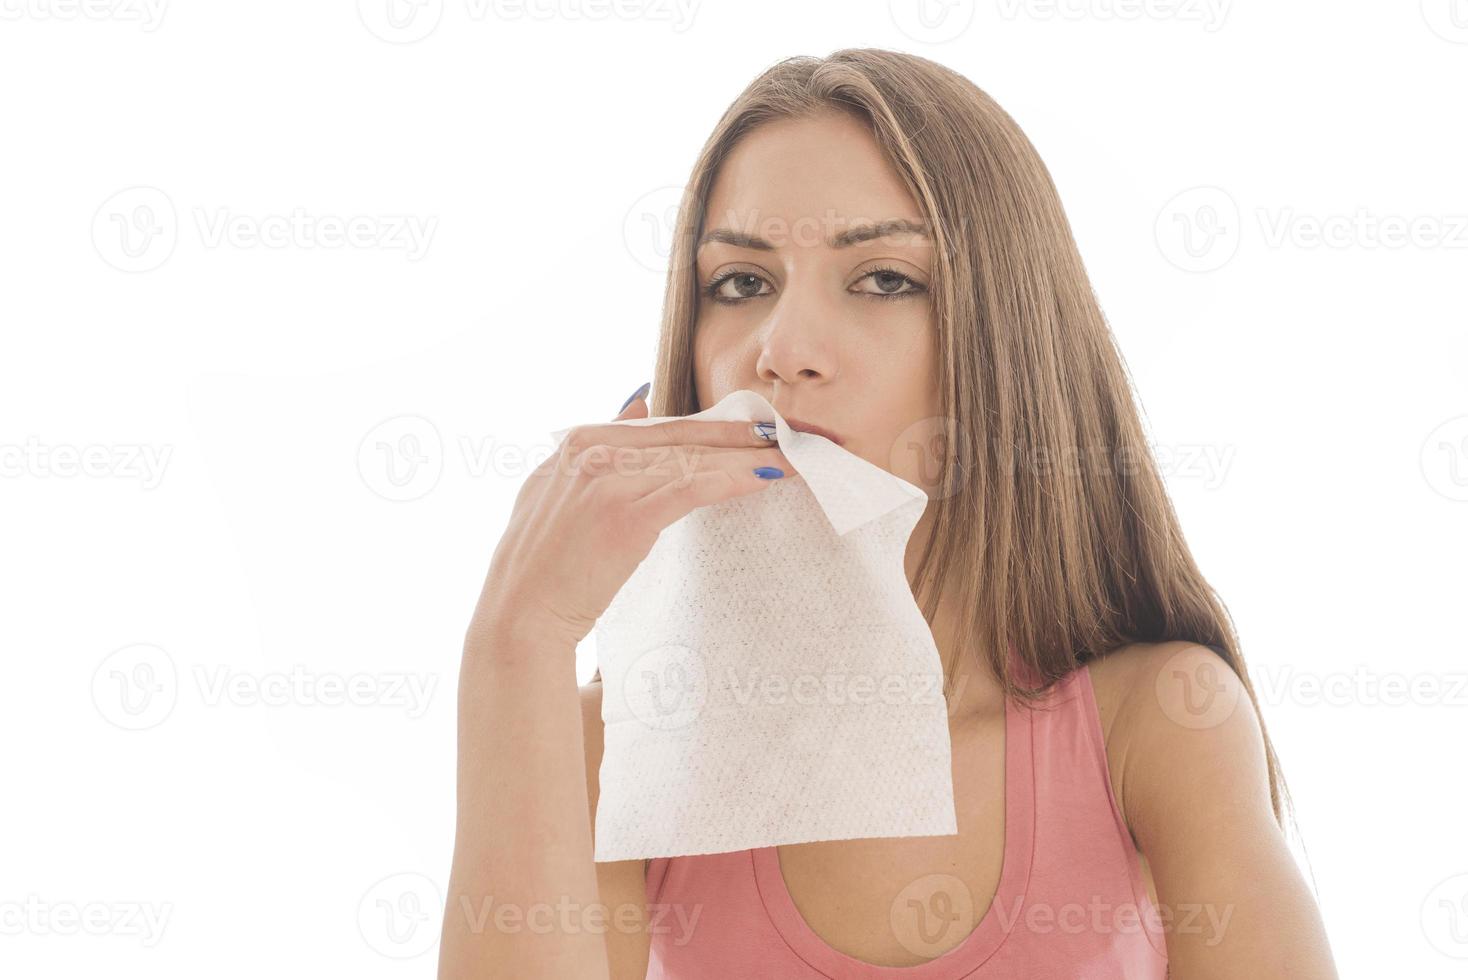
[1011,653,1171,962]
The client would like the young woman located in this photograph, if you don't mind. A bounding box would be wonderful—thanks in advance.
[439,49,1338,978]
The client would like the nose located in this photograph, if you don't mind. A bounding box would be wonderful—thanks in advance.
[752,286,840,388]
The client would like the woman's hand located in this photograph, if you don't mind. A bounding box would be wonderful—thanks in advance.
[445,384,790,979]
[466,384,792,653]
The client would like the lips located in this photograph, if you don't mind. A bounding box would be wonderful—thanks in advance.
[782,416,845,447]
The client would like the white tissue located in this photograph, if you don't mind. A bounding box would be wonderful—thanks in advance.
[552,389,957,861]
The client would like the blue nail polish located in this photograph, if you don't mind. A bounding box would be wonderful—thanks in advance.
[753,466,784,479]
[753,422,777,441]
[619,381,650,412]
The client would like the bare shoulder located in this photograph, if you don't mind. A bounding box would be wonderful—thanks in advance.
[1084,640,1269,845]
[1082,640,1194,754]
[1082,642,1173,841]
[1083,639,1240,736]
[1081,649,1336,972]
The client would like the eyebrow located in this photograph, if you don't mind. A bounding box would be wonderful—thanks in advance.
[697,218,930,251]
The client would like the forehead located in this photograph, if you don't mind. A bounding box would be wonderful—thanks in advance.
[703,111,923,240]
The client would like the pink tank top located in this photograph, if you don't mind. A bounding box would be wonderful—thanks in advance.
[642,662,1169,977]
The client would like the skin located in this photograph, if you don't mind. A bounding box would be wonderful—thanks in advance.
[442,109,1339,978]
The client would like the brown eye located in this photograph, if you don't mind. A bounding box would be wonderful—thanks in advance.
[704,270,773,304]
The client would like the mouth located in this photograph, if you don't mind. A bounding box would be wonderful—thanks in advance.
[782,416,845,447]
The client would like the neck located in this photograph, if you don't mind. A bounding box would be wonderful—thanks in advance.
[906,504,1005,722]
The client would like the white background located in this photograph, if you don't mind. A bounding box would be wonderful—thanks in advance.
[2,1,1466,976]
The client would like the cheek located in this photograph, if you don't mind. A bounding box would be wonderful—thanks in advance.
[858,312,938,398]
[693,320,757,405]
[857,319,942,489]
[900,311,941,401]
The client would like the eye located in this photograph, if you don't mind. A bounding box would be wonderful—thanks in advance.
[702,270,774,305]
[852,266,927,301]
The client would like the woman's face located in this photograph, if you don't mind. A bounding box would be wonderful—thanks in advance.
[692,110,944,495]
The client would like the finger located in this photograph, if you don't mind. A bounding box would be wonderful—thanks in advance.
[612,382,651,421]
[574,416,780,452]
[565,442,792,489]
[632,451,790,530]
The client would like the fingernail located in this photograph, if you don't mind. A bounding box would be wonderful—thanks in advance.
[619,381,650,412]
[753,466,784,479]
[753,421,777,441]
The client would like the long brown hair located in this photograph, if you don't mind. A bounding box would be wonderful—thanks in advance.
[634,48,1296,836]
